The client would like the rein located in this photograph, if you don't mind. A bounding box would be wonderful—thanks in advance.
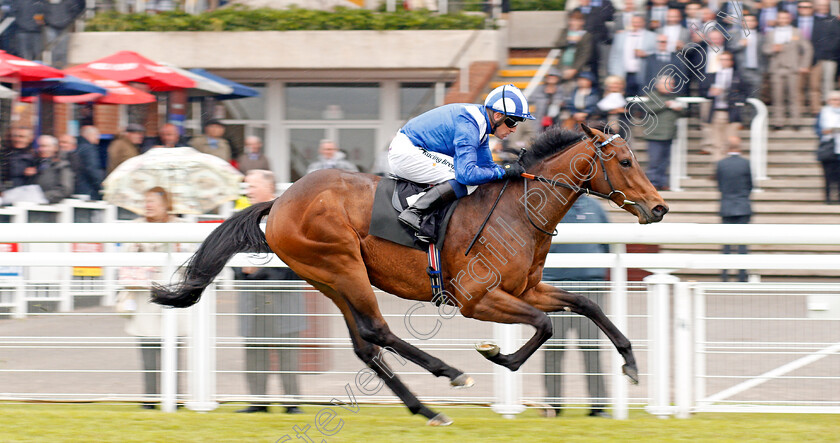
[523,133,637,237]
[465,133,638,254]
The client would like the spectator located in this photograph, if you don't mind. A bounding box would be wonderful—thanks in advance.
[541,195,610,419]
[189,119,231,162]
[608,14,657,97]
[236,135,272,174]
[731,14,764,96]
[757,0,780,33]
[643,75,686,191]
[561,72,601,129]
[807,0,840,116]
[764,10,813,129]
[10,0,45,60]
[107,124,145,175]
[647,0,670,30]
[613,0,639,33]
[43,0,85,68]
[643,34,683,92]
[5,126,37,189]
[572,0,615,78]
[34,135,74,204]
[532,71,566,133]
[702,51,749,160]
[659,8,689,53]
[58,133,80,175]
[684,2,703,34]
[235,169,305,414]
[306,139,358,174]
[115,186,189,409]
[557,12,595,90]
[777,0,799,19]
[144,123,187,151]
[73,126,104,200]
[597,75,629,137]
[716,136,753,282]
[795,1,820,115]
[816,91,840,204]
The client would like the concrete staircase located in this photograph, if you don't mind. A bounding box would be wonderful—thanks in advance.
[491,49,554,90]
[607,118,840,282]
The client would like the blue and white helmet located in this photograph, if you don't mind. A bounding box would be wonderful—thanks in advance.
[484,84,535,120]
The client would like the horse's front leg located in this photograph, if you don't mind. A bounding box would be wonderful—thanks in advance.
[520,282,639,384]
[462,288,553,372]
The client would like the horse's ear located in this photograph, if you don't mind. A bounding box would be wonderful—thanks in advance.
[580,123,595,138]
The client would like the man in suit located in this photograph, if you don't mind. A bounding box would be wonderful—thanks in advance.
[757,0,780,33]
[702,51,749,160]
[609,14,657,97]
[574,0,616,80]
[643,34,684,91]
[659,8,689,52]
[613,0,639,33]
[716,136,753,282]
[542,195,610,418]
[763,10,813,129]
[807,0,840,115]
[648,0,671,30]
[236,169,306,414]
[72,125,104,201]
[731,14,764,97]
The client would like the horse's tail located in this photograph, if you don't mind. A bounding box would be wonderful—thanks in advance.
[152,200,275,308]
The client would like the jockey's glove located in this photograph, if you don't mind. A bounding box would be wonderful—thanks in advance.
[501,162,525,180]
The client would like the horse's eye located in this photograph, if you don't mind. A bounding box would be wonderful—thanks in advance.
[619,159,632,167]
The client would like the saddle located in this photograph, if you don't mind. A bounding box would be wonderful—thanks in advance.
[369,175,459,251]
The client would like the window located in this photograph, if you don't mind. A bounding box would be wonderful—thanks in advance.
[400,82,436,120]
[285,83,380,120]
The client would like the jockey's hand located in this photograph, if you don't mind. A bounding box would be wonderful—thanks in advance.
[501,162,525,180]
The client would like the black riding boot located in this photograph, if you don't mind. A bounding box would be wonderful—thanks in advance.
[398,181,458,235]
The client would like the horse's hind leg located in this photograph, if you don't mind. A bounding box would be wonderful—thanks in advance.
[520,282,638,384]
[329,292,452,425]
[333,278,472,387]
[462,288,554,372]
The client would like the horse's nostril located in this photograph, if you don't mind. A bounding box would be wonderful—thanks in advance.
[652,205,669,217]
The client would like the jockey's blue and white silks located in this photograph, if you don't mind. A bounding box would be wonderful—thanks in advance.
[391,103,503,186]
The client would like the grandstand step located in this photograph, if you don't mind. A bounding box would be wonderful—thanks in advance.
[507,57,556,66]
[498,69,538,78]
[490,81,530,89]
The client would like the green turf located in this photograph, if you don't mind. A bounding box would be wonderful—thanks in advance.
[1,403,838,442]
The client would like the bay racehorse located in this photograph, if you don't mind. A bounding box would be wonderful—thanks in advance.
[153,124,668,425]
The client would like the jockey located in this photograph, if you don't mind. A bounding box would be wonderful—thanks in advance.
[389,84,534,236]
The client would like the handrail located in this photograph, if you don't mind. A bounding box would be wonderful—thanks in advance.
[522,48,560,99]
[1,222,838,245]
[627,96,768,191]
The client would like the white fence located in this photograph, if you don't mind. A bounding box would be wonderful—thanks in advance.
[0,223,838,418]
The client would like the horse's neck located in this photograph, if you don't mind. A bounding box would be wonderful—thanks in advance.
[520,145,593,231]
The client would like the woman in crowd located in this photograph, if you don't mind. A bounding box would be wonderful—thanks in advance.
[116,186,190,408]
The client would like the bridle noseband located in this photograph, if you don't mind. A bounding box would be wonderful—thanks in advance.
[523,133,638,236]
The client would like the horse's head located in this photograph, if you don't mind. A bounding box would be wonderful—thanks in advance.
[579,124,669,224]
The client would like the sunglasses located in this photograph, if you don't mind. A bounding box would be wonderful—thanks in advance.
[504,116,525,128]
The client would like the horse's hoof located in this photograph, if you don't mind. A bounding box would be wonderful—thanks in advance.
[622,364,639,385]
[427,413,453,426]
[450,374,475,389]
[475,342,500,359]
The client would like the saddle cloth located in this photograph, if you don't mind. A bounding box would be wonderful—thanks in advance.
[369,176,459,251]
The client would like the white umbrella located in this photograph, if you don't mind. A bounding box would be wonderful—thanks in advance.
[0,84,17,99]
[103,146,243,215]
[159,62,233,96]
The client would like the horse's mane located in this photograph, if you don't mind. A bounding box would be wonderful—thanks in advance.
[520,126,586,169]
